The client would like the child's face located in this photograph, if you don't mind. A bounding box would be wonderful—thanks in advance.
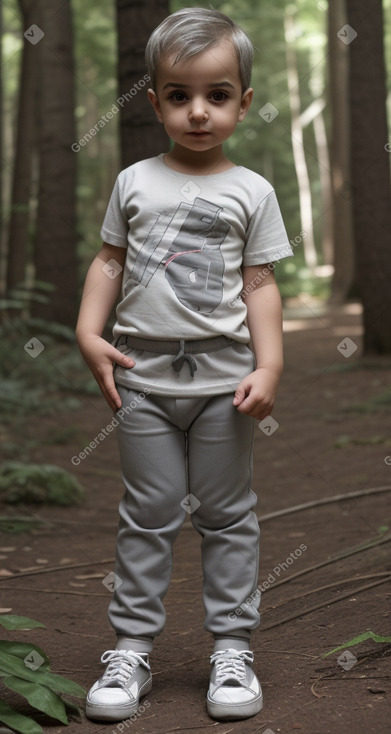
[148,40,253,156]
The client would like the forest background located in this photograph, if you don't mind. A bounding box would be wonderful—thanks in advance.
[0,5,391,732]
[0,0,391,420]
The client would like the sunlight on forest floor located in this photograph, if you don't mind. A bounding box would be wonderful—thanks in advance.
[283,300,363,332]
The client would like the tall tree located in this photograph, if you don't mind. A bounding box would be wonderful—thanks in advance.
[346,0,391,353]
[33,0,78,325]
[284,7,318,271]
[116,0,169,167]
[6,0,38,291]
[328,0,354,303]
[0,1,3,269]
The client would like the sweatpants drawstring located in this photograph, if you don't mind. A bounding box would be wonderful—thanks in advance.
[172,339,197,377]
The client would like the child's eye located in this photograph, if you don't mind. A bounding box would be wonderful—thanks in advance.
[210,91,229,103]
[169,91,187,103]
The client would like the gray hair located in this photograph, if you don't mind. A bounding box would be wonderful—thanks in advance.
[145,7,254,93]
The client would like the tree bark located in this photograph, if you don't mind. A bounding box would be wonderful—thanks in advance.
[284,8,318,271]
[328,0,354,303]
[6,0,38,291]
[0,1,3,273]
[116,0,169,168]
[33,0,78,326]
[346,0,391,353]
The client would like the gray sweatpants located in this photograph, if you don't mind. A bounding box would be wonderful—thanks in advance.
[108,386,260,644]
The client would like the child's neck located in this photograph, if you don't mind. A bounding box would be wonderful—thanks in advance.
[163,144,236,175]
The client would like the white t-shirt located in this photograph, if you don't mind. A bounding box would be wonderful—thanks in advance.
[101,154,293,396]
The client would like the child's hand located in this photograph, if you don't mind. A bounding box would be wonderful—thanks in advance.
[233,368,280,421]
[78,335,135,411]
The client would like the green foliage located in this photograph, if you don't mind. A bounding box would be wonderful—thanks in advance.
[3,0,391,306]
[0,517,52,536]
[0,617,46,632]
[333,435,391,449]
[323,630,391,659]
[0,463,84,506]
[0,284,98,425]
[0,516,50,534]
[345,390,391,414]
[0,615,85,733]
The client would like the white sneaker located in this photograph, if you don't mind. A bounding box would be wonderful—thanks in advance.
[207,648,263,720]
[86,649,152,721]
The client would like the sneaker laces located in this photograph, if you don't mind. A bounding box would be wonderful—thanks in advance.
[210,649,254,686]
[99,650,150,688]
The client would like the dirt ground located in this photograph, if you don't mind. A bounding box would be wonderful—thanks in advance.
[1,302,390,734]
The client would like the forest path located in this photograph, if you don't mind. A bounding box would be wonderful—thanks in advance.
[1,302,390,734]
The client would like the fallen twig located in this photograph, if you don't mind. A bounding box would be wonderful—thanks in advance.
[263,534,391,592]
[310,680,324,698]
[256,484,391,523]
[262,571,391,613]
[252,647,317,659]
[261,575,391,631]
[163,724,220,733]
[0,557,115,581]
[0,585,107,596]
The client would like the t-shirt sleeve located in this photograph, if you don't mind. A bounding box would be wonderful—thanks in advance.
[243,190,294,265]
[100,174,128,248]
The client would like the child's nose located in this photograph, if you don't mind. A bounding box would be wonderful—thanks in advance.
[189,99,208,121]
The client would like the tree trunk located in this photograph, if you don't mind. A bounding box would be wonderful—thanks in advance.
[284,8,318,271]
[328,0,354,303]
[6,0,38,291]
[0,1,3,276]
[33,0,78,326]
[116,0,169,168]
[346,0,391,353]
[313,110,333,267]
[300,98,333,268]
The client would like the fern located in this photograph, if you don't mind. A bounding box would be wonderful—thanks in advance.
[0,463,84,506]
[0,614,85,734]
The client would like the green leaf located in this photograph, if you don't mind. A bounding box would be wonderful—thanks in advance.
[0,642,50,670]
[3,676,69,724]
[0,650,86,698]
[0,516,50,533]
[323,630,391,658]
[0,615,46,631]
[0,699,43,734]
[38,670,86,699]
[61,696,83,721]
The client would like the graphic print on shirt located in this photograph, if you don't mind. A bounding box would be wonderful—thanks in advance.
[129,197,230,313]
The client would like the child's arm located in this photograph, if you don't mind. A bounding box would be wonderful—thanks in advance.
[233,266,283,421]
[76,243,135,411]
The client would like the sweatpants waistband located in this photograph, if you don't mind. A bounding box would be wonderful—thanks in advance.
[115,334,236,378]
[116,334,235,355]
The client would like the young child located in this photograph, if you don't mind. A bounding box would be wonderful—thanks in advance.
[76,6,293,723]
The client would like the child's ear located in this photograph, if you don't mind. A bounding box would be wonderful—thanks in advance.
[148,89,164,123]
[238,87,253,122]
